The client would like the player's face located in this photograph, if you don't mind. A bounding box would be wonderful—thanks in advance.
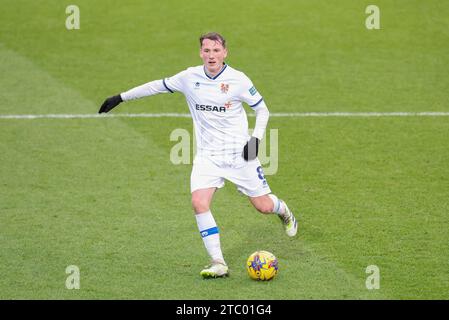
[200,39,228,75]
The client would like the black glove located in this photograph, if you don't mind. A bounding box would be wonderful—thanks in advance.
[99,94,123,113]
[242,136,260,161]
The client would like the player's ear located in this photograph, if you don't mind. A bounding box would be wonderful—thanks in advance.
[223,48,228,58]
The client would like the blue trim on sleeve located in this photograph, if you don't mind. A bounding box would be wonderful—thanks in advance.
[163,79,174,93]
[200,226,219,238]
[250,98,264,108]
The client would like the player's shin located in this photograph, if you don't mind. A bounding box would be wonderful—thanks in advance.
[195,210,226,264]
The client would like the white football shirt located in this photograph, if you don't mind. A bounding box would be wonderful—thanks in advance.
[163,64,264,157]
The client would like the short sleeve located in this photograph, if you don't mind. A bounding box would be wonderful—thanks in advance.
[238,74,264,108]
[163,69,189,93]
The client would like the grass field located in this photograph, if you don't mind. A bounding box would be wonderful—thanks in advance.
[1,0,448,299]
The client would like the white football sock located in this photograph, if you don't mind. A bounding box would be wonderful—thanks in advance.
[195,210,225,264]
[268,194,287,215]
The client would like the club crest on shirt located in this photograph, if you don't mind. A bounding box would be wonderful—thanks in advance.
[194,82,201,89]
[224,101,232,109]
[220,83,229,94]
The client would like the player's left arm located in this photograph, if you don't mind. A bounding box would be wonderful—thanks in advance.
[239,75,270,160]
[243,101,269,161]
[252,101,270,141]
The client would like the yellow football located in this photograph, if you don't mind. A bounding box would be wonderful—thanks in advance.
[246,250,279,281]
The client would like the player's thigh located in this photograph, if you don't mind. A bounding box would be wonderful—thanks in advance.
[226,158,271,198]
[190,156,224,213]
[190,156,225,194]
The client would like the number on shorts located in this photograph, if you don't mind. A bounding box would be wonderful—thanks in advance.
[256,166,265,180]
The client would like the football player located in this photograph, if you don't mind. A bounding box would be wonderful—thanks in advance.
[99,32,298,278]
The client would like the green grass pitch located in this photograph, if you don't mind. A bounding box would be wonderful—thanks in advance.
[1,0,448,299]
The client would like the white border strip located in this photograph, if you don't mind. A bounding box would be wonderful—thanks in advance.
[0,112,449,120]
[270,112,449,117]
[0,113,191,119]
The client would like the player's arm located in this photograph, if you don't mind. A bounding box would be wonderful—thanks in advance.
[243,100,269,161]
[239,74,269,161]
[252,100,270,141]
[99,69,188,113]
[98,79,171,113]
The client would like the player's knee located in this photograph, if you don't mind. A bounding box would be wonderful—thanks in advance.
[191,196,210,213]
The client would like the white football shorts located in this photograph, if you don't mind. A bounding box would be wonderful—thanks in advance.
[190,154,271,197]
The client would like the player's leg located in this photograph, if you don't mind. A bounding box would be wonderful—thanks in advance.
[226,157,298,237]
[249,194,298,237]
[192,187,225,265]
[192,187,216,213]
[190,156,228,278]
[192,188,229,278]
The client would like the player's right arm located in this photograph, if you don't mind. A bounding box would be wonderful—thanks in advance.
[98,70,187,113]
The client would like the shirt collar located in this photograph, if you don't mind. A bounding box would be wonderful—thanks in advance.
[203,63,228,80]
